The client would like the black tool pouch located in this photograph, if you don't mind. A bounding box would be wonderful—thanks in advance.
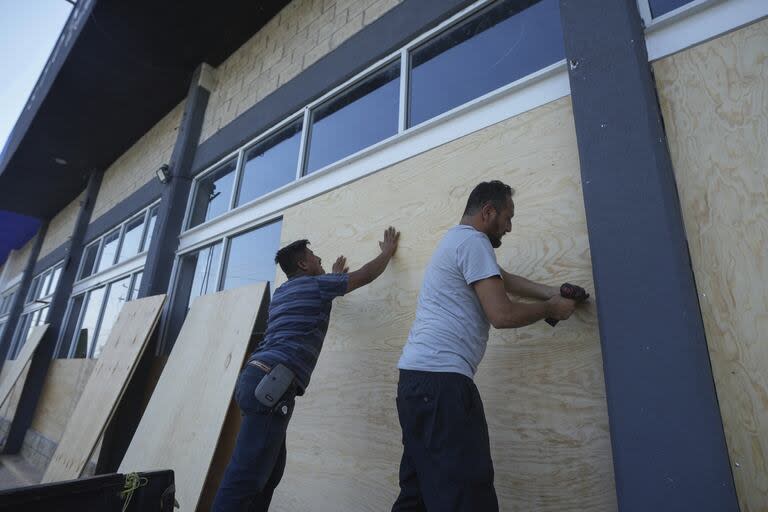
[254,363,295,408]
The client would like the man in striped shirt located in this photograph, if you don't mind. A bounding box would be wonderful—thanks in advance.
[213,227,400,511]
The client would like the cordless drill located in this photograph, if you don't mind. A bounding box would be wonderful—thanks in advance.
[545,283,589,326]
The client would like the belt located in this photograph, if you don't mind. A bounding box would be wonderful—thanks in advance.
[248,360,272,373]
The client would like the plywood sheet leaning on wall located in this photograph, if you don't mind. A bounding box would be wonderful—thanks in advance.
[119,283,268,512]
[654,18,768,512]
[42,295,166,483]
[0,325,48,408]
[271,96,617,511]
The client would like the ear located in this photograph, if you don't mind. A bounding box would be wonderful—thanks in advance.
[296,256,309,271]
[480,202,496,222]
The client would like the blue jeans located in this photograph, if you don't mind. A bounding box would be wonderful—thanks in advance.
[212,365,297,512]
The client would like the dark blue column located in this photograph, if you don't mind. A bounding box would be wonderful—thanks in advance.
[559,1,739,510]
[95,63,213,473]
[4,170,102,454]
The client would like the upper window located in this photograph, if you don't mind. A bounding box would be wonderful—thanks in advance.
[78,202,159,281]
[649,0,694,18]
[0,289,17,316]
[25,262,64,305]
[237,119,303,207]
[189,160,237,229]
[305,61,400,175]
[409,0,563,127]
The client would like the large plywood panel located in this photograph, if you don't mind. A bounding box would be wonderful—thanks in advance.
[272,96,616,511]
[654,18,768,512]
[0,325,47,409]
[42,295,166,483]
[119,283,268,512]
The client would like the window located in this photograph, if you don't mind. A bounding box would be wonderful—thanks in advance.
[8,306,48,359]
[185,243,223,309]
[49,265,62,297]
[26,276,40,303]
[118,215,145,263]
[80,242,100,279]
[72,286,106,358]
[77,202,159,281]
[91,276,131,358]
[97,229,121,273]
[129,271,143,300]
[237,119,303,207]
[57,295,84,358]
[222,220,282,292]
[305,61,400,174]
[649,0,694,17]
[189,160,237,229]
[141,206,159,252]
[38,272,53,301]
[409,0,563,127]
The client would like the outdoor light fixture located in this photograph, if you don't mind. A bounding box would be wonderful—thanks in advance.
[156,164,171,184]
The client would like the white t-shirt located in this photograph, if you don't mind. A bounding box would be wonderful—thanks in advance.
[398,225,500,379]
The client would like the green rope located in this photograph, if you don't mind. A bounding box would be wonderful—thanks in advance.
[120,472,148,512]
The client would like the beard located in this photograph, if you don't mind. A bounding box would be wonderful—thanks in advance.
[489,235,502,248]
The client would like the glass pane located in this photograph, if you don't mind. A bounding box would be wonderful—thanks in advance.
[48,265,62,297]
[305,60,400,174]
[80,242,100,280]
[129,271,143,300]
[10,314,31,359]
[37,306,49,325]
[26,276,40,303]
[189,161,237,228]
[73,286,106,358]
[91,276,132,358]
[649,0,693,17]
[96,229,121,273]
[223,220,282,292]
[141,206,159,252]
[237,119,303,206]
[38,271,52,299]
[118,215,145,263]
[409,0,563,126]
[58,296,84,358]
[186,243,223,309]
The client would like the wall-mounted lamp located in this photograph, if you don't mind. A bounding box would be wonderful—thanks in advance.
[156,164,171,184]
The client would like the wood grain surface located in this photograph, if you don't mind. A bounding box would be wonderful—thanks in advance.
[0,325,47,409]
[42,294,166,483]
[270,97,617,511]
[118,283,268,512]
[654,18,768,512]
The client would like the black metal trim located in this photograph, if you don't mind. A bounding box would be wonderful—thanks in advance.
[559,0,739,509]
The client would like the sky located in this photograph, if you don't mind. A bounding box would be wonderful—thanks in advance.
[0,0,72,266]
[0,0,72,153]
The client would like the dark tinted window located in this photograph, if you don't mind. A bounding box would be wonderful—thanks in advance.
[238,120,303,206]
[80,243,100,280]
[305,60,400,174]
[222,220,282,292]
[187,243,223,309]
[649,0,693,17]
[58,295,84,358]
[190,161,237,228]
[118,215,145,263]
[73,286,105,358]
[409,0,563,126]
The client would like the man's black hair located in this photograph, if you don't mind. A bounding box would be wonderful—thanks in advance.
[275,239,310,276]
[463,180,515,216]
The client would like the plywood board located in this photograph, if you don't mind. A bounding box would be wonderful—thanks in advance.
[119,283,268,512]
[42,294,166,483]
[271,97,616,511]
[0,325,48,409]
[654,18,768,512]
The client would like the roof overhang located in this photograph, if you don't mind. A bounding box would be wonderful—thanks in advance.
[0,0,289,220]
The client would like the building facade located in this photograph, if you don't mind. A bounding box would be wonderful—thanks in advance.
[0,0,765,510]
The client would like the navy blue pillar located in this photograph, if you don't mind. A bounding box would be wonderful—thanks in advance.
[95,63,213,473]
[0,222,48,368]
[4,170,102,454]
[559,1,739,510]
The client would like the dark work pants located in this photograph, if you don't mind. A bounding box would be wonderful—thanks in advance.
[212,365,296,512]
[392,369,498,512]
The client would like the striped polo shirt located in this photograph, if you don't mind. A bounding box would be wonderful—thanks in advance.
[249,273,349,391]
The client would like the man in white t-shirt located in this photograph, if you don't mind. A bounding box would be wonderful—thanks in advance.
[392,180,581,511]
